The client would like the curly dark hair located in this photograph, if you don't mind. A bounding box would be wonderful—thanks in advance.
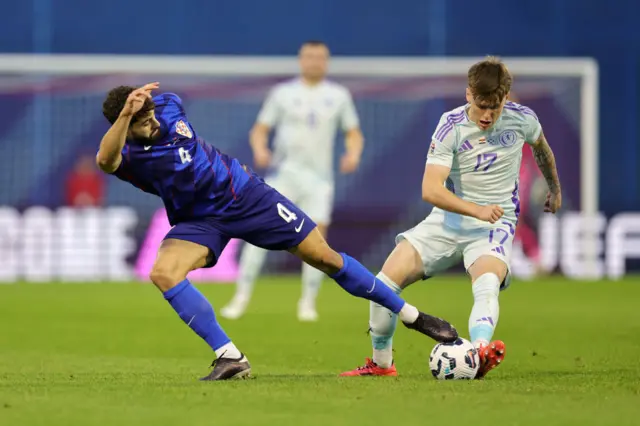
[102,85,155,124]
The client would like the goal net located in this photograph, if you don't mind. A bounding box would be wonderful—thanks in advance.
[0,55,598,282]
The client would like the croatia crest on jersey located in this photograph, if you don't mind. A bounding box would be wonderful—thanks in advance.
[175,120,193,138]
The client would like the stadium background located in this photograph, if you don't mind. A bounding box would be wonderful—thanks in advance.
[1,0,639,281]
[2,2,640,425]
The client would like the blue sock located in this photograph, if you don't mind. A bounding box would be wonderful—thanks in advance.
[329,253,405,314]
[163,279,231,351]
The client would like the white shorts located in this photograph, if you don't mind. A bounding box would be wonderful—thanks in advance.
[265,173,334,225]
[396,212,515,290]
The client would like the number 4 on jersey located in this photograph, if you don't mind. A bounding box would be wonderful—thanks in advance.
[277,203,298,223]
[179,147,193,164]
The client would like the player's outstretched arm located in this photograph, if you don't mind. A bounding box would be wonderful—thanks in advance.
[530,131,562,213]
[249,123,272,169]
[340,128,364,174]
[96,82,158,173]
[96,114,132,173]
[422,164,504,223]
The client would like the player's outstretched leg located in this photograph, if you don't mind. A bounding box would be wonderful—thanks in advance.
[467,256,507,379]
[150,238,251,381]
[221,243,268,320]
[289,229,458,343]
[340,240,425,376]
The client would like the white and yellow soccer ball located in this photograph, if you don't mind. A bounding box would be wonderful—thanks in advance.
[429,338,480,380]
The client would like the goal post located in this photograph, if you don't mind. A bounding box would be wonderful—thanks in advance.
[0,54,599,281]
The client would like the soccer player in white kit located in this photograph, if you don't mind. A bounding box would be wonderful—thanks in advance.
[340,57,562,379]
[221,41,364,321]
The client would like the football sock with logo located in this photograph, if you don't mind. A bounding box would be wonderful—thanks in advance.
[370,273,402,368]
[164,279,241,359]
[468,273,501,348]
[330,253,417,322]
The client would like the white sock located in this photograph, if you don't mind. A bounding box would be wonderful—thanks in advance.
[215,342,242,359]
[398,303,419,324]
[234,243,268,300]
[370,272,402,368]
[468,272,501,348]
[300,263,324,305]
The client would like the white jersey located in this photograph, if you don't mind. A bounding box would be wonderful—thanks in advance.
[426,101,542,230]
[257,78,360,183]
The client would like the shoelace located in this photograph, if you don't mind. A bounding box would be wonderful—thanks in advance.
[210,350,228,368]
[356,359,376,371]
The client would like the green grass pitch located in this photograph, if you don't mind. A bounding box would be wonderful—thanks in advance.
[1,275,640,426]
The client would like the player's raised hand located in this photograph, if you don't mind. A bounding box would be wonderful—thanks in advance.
[340,152,360,174]
[253,147,272,169]
[120,82,160,118]
[475,204,504,224]
[544,191,562,213]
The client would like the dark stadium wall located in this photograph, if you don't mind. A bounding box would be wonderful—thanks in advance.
[3,0,640,213]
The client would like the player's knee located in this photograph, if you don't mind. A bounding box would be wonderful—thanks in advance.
[149,263,186,292]
[469,256,508,283]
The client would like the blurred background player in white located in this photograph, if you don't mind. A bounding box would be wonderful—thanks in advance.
[221,41,364,321]
[340,57,562,379]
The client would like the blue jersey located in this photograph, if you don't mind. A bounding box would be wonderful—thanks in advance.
[112,93,258,225]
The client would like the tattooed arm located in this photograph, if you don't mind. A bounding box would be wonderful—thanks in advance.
[530,131,562,213]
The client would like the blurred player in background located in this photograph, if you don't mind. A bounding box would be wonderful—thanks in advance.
[221,41,364,322]
[96,82,457,381]
[341,57,562,379]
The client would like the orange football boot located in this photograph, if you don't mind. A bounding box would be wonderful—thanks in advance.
[339,358,398,377]
[475,340,506,379]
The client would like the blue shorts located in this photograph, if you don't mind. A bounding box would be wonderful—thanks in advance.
[164,181,317,267]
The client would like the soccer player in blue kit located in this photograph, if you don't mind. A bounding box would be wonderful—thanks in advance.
[96,83,458,381]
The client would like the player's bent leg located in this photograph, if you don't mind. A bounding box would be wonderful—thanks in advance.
[340,241,425,377]
[467,255,508,379]
[151,238,250,381]
[221,243,268,320]
[298,223,328,322]
[290,229,458,343]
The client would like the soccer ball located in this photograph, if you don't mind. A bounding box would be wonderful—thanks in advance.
[429,338,480,380]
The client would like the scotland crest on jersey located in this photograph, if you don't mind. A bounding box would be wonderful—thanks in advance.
[499,130,518,147]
